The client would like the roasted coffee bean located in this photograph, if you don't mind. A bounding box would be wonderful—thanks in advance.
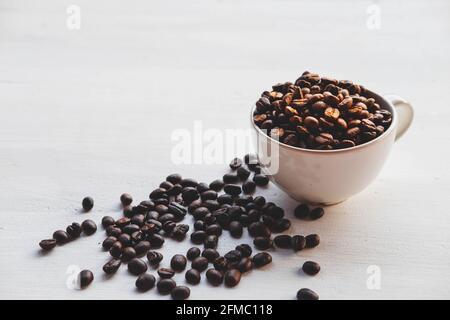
[252,252,272,268]
[196,182,209,194]
[106,226,122,238]
[274,235,292,249]
[242,181,256,194]
[122,224,140,235]
[181,187,199,203]
[149,234,165,248]
[294,204,310,219]
[310,207,325,220]
[217,194,233,205]
[224,250,242,263]
[204,235,218,249]
[158,268,175,279]
[191,257,209,272]
[134,241,151,256]
[223,219,241,237]
[157,278,176,295]
[305,234,320,248]
[168,202,187,218]
[267,205,284,219]
[271,218,291,233]
[147,251,163,266]
[206,269,223,286]
[302,261,321,276]
[248,222,271,238]
[39,239,57,251]
[201,190,218,201]
[149,188,167,200]
[78,270,94,288]
[224,269,241,287]
[118,233,132,246]
[101,216,115,228]
[121,247,137,262]
[81,219,97,235]
[187,247,201,260]
[103,258,121,274]
[223,184,242,196]
[193,207,210,220]
[213,257,228,272]
[53,230,70,244]
[166,173,182,185]
[120,193,133,206]
[162,221,176,233]
[291,235,306,251]
[154,204,169,215]
[237,167,251,181]
[223,173,239,184]
[109,241,123,258]
[202,248,220,262]
[135,273,156,291]
[229,157,243,170]
[180,178,199,188]
[253,174,269,186]
[253,196,266,207]
[190,231,207,244]
[115,217,131,228]
[128,258,148,275]
[297,288,319,300]
[172,224,189,241]
[185,269,201,285]
[158,213,175,224]
[160,181,174,190]
[171,254,187,272]
[237,257,253,273]
[253,237,273,250]
[193,220,205,231]
[66,222,82,239]
[205,224,222,236]
[82,197,94,212]
[171,286,190,300]
[209,179,225,192]
[235,244,252,257]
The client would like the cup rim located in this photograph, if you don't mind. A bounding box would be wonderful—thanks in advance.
[250,89,398,154]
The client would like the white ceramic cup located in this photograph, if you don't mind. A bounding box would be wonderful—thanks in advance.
[250,90,414,205]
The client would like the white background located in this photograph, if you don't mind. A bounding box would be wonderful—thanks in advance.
[0,0,449,300]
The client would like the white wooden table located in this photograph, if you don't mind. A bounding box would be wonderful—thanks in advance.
[1,0,449,300]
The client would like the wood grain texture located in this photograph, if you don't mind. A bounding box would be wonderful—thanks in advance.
[0,0,449,299]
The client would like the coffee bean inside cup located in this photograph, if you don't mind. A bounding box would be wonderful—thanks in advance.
[253,71,392,150]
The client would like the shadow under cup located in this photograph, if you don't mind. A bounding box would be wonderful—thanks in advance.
[251,90,398,206]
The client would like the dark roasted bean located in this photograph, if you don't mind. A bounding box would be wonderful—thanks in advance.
[147,251,163,266]
[170,254,187,272]
[191,257,209,272]
[229,157,243,170]
[157,278,176,295]
[121,247,137,262]
[109,241,123,258]
[237,167,251,181]
[149,234,165,247]
[202,248,220,262]
[82,197,94,212]
[185,269,201,285]
[172,224,189,241]
[209,179,225,192]
[224,269,241,287]
[274,235,292,249]
[81,219,97,236]
[135,273,156,291]
[213,257,228,272]
[190,231,207,244]
[224,250,242,263]
[118,233,132,246]
[236,257,253,273]
[253,237,273,250]
[302,261,321,275]
[182,187,199,203]
[291,235,306,251]
[66,222,82,239]
[128,258,148,275]
[223,184,242,196]
[204,235,218,249]
[158,268,175,279]
[294,204,309,219]
[253,174,269,186]
[186,247,201,261]
[205,224,222,236]
[229,221,243,238]
[206,269,223,286]
[310,207,325,220]
[235,244,252,257]
[134,241,151,256]
[166,173,182,185]
[78,270,94,288]
[53,230,70,244]
[120,193,133,206]
[39,239,57,251]
[252,252,272,268]
[103,258,121,274]
[305,234,320,248]
[242,181,256,194]
[217,194,233,205]
[223,173,239,184]
[101,216,115,228]
[297,288,319,300]
[171,286,190,300]
[180,178,198,188]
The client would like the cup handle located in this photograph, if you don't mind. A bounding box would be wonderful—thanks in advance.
[384,94,414,141]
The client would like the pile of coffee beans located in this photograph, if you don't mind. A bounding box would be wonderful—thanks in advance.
[253,71,392,150]
[38,155,323,300]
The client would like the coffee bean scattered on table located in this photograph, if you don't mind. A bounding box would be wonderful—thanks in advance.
[302,261,321,276]
[39,239,57,251]
[103,258,121,274]
[78,270,94,289]
[157,278,176,295]
[253,71,393,150]
[171,286,190,300]
[81,219,97,235]
[185,269,201,285]
[135,273,156,291]
[224,269,242,287]
[66,222,82,239]
[252,252,272,268]
[206,268,223,286]
[297,288,319,300]
[187,247,201,260]
[170,254,187,272]
[82,197,94,212]
[305,234,321,248]
[120,193,133,206]
[52,230,70,244]
[157,268,175,279]
[128,258,148,275]
[147,251,163,266]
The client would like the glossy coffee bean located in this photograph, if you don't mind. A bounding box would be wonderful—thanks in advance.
[242,181,256,194]
[213,257,228,272]
[202,249,219,262]
[171,286,190,300]
[192,257,209,272]
[223,173,239,184]
[305,234,320,248]
[204,235,218,249]
[235,244,252,257]
[158,268,175,279]
[223,184,242,196]
[185,269,201,285]
[135,273,156,291]
[82,197,94,212]
[302,261,321,276]
[229,221,243,238]
[52,230,70,244]
[101,216,115,228]
[253,174,269,186]
[81,219,97,235]
[294,204,309,219]
[186,247,201,261]
[171,254,187,272]
[103,258,121,274]
[274,235,292,249]
[209,179,225,192]
[237,257,253,273]
[39,239,57,251]
[206,269,223,286]
[147,251,163,266]
[109,241,123,258]
[253,237,273,250]
[224,250,242,263]
[78,270,94,288]
[128,258,148,275]
[224,269,241,287]
[297,288,319,300]
[166,173,182,184]
[252,252,272,268]
[66,222,82,239]
[134,241,151,256]
[120,193,133,206]
[291,235,306,251]
[190,231,207,244]
[157,278,176,295]
[237,167,251,181]
[310,207,325,220]
[121,247,137,262]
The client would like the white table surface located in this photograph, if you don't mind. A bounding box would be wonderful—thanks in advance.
[1,0,449,300]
